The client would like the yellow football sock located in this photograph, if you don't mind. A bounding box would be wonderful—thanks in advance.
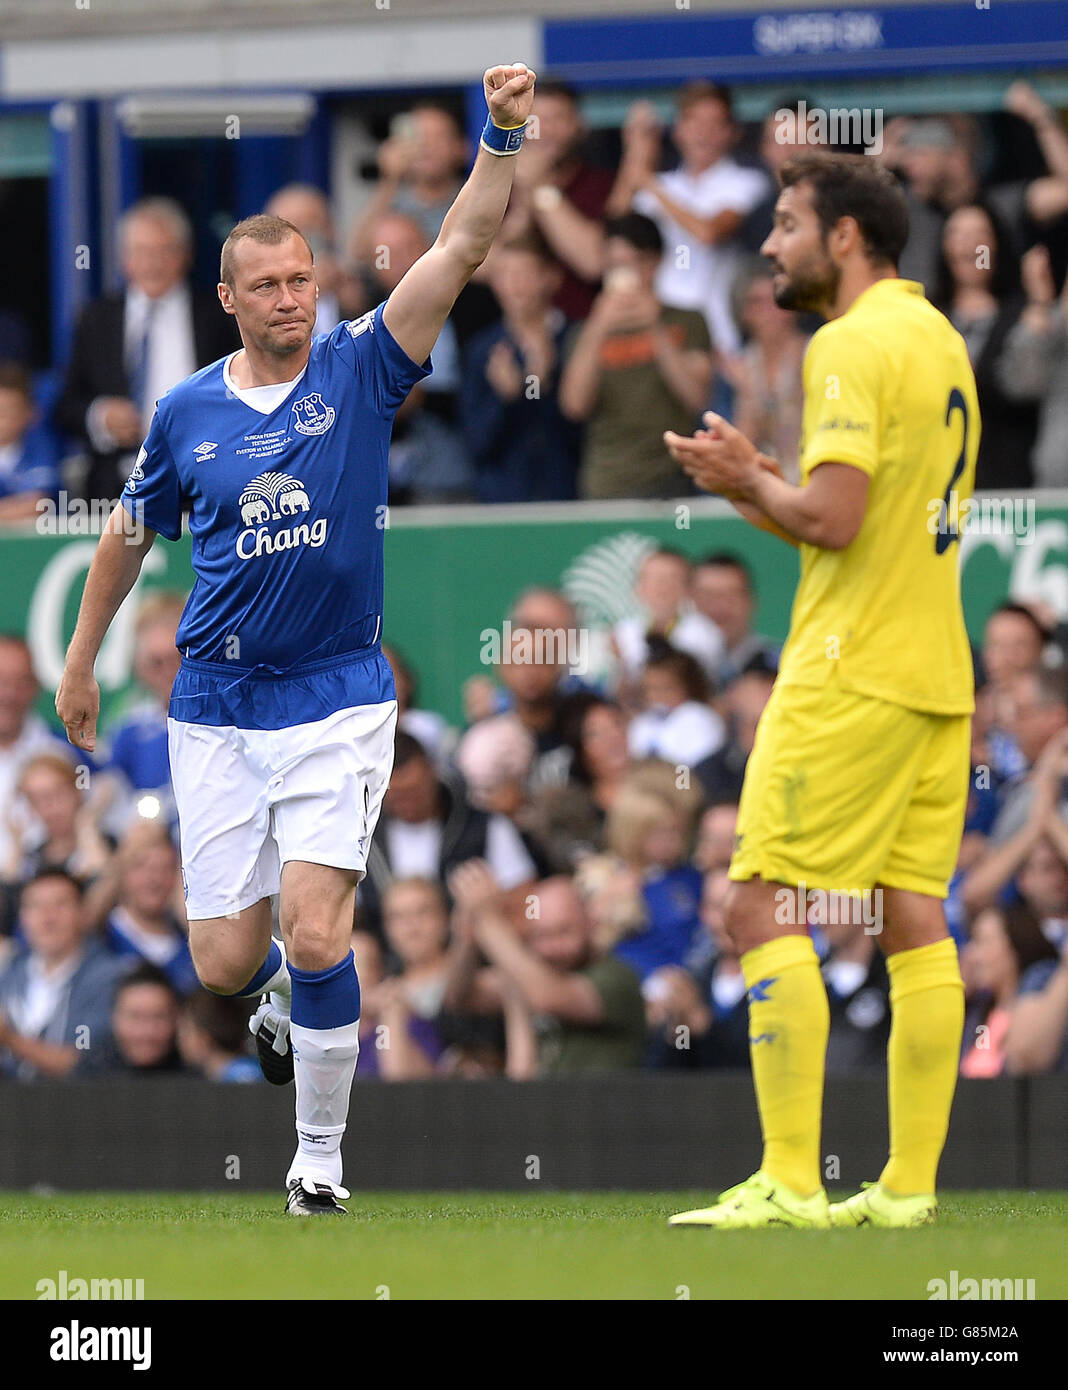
[741,934,829,1198]
[880,937,964,1197]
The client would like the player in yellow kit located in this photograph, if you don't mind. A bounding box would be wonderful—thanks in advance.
[664,152,980,1229]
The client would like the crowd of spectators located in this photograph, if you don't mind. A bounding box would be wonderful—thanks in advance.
[5,548,1068,1085]
[2,78,1068,513]
[3,73,1068,1084]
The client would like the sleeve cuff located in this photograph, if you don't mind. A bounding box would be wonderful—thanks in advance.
[801,452,877,478]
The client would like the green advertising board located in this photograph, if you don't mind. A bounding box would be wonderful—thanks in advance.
[4,495,1068,731]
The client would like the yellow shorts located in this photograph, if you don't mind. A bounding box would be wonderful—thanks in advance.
[729,677,971,898]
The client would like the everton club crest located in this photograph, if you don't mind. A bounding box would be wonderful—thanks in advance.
[291,392,336,436]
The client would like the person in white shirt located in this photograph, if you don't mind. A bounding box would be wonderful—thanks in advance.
[611,547,725,699]
[627,642,725,769]
[608,81,769,356]
[0,868,125,1079]
[358,731,538,941]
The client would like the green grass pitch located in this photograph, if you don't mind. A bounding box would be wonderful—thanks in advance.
[2,1191,1065,1300]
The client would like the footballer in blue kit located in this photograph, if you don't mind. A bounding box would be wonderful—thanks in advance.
[56,62,538,1215]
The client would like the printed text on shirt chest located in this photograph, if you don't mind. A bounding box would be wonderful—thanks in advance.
[235,427,295,464]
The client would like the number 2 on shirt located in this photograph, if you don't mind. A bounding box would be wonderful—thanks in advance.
[935,387,969,556]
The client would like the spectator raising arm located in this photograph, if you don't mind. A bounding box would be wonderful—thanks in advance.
[510,138,605,284]
[349,134,419,266]
[992,245,1062,406]
[1004,948,1068,1074]
[449,860,604,1024]
[960,730,1068,914]
[651,320,716,416]
[560,278,711,423]
[605,101,664,218]
[500,976,539,1080]
[1004,82,1068,223]
[472,905,604,1021]
[524,189,605,284]
[442,896,505,1016]
[383,65,537,369]
[640,184,745,249]
[558,293,617,421]
[960,808,1050,917]
[1040,798,1068,870]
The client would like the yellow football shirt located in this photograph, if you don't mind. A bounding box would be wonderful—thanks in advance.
[776,277,980,715]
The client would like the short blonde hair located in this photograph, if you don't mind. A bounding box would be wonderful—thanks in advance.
[18,753,79,798]
[625,758,704,832]
[606,785,680,863]
[220,214,313,288]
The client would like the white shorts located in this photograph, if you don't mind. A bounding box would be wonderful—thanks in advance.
[169,700,397,921]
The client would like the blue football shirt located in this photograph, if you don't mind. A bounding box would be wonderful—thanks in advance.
[121,303,430,730]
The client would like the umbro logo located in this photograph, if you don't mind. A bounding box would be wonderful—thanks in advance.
[193,441,218,461]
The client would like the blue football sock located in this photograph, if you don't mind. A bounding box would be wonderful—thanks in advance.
[286,951,361,1192]
[233,938,289,1000]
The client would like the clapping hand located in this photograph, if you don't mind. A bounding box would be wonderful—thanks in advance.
[447,859,503,920]
[621,101,663,181]
[664,411,762,498]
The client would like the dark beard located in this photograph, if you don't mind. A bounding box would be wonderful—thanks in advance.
[773,259,840,314]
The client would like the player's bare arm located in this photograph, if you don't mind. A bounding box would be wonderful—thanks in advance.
[664,415,800,546]
[665,410,869,550]
[383,63,537,366]
[55,504,158,753]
